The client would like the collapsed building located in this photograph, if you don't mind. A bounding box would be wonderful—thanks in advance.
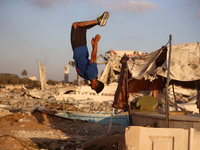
[1,41,199,126]
[113,42,200,114]
[1,41,200,150]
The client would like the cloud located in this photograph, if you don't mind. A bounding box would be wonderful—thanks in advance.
[25,0,71,9]
[197,9,200,18]
[188,0,200,18]
[94,0,158,13]
[193,0,200,18]
[25,0,157,12]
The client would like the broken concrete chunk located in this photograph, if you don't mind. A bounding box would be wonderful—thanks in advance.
[28,90,50,99]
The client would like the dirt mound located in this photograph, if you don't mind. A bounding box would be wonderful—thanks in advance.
[0,113,28,124]
[0,111,126,150]
[83,134,125,150]
[0,135,38,150]
[0,135,24,150]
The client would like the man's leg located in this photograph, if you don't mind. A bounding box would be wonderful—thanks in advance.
[71,11,109,50]
[71,19,97,50]
[72,11,109,29]
[72,20,97,29]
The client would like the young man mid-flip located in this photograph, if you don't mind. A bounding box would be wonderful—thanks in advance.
[71,11,109,93]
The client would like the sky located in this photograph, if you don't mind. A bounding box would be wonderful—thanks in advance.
[0,0,200,82]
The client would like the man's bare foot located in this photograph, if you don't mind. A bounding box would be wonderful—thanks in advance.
[91,34,101,47]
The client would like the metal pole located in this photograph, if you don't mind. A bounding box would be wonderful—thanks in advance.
[125,54,133,125]
[165,34,172,128]
[107,108,115,135]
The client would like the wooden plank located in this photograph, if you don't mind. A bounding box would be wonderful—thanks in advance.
[169,111,186,116]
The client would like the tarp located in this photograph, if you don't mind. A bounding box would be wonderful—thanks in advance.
[157,42,200,81]
[127,47,166,81]
[113,42,200,110]
[127,42,200,81]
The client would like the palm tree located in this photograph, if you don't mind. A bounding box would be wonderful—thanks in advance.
[21,70,28,77]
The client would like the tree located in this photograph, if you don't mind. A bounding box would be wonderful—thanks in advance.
[0,73,20,84]
[21,70,28,77]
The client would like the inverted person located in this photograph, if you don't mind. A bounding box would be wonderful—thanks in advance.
[71,11,109,93]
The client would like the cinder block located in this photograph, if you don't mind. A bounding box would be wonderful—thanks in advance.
[125,126,188,150]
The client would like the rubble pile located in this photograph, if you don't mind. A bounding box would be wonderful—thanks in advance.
[0,84,126,150]
[0,84,114,115]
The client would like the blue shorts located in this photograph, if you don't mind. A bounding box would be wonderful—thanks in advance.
[73,46,98,81]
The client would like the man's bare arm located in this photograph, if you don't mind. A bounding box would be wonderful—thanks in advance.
[90,34,101,64]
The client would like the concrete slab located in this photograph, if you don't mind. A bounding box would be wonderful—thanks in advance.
[125,126,188,150]
[189,128,200,150]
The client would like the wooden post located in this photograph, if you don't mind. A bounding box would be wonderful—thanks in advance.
[38,60,44,90]
[77,74,81,86]
[42,65,46,89]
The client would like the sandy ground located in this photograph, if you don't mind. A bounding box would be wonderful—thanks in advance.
[0,110,126,150]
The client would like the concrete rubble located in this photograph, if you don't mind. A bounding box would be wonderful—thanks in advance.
[0,84,126,150]
[0,84,115,115]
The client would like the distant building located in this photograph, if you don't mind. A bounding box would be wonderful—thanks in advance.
[29,76,37,81]
[64,65,69,84]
